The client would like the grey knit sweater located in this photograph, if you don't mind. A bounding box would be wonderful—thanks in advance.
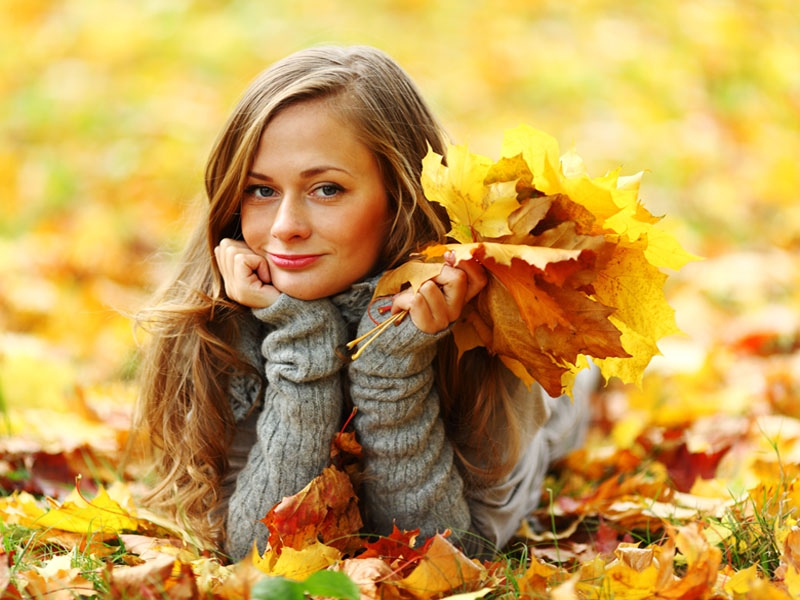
[220,277,588,560]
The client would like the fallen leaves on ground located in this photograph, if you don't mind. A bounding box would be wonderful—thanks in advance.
[1,216,799,600]
[3,261,800,597]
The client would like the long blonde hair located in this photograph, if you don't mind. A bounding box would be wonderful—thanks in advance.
[133,45,535,547]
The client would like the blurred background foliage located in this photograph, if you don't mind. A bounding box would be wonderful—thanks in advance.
[0,0,798,417]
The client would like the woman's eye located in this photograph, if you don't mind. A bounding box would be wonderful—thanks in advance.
[244,185,276,200]
[315,184,342,198]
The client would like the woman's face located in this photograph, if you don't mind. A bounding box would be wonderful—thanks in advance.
[240,100,392,300]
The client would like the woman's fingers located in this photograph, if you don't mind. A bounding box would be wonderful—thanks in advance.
[450,254,488,303]
[214,238,278,308]
[415,279,453,331]
[392,256,488,334]
[430,265,469,322]
[432,253,488,315]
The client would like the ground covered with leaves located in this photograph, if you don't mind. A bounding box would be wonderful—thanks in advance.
[2,0,799,598]
[2,247,800,599]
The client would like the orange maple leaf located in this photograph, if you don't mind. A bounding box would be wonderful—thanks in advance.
[260,465,363,555]
[359,524,424,576]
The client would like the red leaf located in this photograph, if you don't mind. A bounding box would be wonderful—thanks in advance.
[359,525,424,575]
[260,466,363,554]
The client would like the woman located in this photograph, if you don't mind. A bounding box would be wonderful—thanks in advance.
[134,44,590,560]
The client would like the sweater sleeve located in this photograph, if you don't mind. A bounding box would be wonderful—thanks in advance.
[347,301,472,549]
[224,294,347,560]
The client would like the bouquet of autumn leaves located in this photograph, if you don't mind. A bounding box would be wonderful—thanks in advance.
[350,124,696,397]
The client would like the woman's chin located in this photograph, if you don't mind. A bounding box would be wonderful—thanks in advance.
[270,271,362,301]
[272,281,340,301]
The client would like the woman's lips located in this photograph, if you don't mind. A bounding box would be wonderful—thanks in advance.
[268,253,321,269]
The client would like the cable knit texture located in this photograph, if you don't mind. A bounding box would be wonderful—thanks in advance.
[347,297,472,547]
[221,278,591,560]
[224,294,347,560]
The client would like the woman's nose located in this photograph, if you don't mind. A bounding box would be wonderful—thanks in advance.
[270,196,311,242]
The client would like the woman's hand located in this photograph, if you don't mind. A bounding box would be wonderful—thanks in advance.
[214,238,280,308]
[391,251,487,334]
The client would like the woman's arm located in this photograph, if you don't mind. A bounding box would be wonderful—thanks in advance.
[347,300,473,548]
[464,369,594,554]
[346,256,488,552]
[224,294,347,560]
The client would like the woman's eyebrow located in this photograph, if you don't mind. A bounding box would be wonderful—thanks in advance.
[300,165,352,177]
[246,166,352,180]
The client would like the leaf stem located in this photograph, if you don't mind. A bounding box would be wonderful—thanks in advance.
[345,310,408,360]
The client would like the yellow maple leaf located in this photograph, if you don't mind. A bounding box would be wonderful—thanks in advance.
[599,169,700,271]
[502,125,699,273]
[499,124,562,196]
[0,491,46,527]
[591,238,681,386]
[35,485,140,534]
[722,565,761,596]
[253,540,341,581]
[658,524,722,599]
[397,534,485,600]
[786,564,800,599]
[603,543,664,600]
[517,554,561,597]
[421,143,520,243]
